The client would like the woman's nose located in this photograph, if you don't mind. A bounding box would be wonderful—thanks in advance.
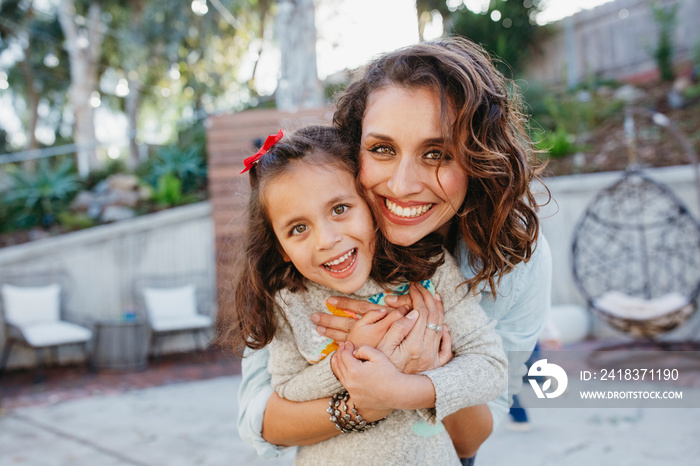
[386,157,422,197]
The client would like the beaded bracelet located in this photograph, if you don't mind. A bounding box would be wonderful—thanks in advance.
[327,391,382,433]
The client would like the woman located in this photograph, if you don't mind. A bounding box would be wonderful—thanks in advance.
[235,36,552,462]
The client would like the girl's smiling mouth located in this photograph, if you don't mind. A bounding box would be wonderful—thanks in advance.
[322,248,357,273]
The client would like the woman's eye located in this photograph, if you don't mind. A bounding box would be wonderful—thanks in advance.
[291,224,308,235]
[369,145,395,156]
[424,150,444,160]
[332,205,348,216]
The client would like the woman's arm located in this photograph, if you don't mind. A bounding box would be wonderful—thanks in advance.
[268,318,343,402]
[441,405,493,459]
[311,287,497,455]
[262,393,342,446]
[240,346,390,451]
[259,307,416,449]
[332,282,507,425]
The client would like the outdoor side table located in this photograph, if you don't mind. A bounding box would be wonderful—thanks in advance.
[91,319,149,371]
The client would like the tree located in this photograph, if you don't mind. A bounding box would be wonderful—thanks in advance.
[415,0,451,41]
[450,0,548,77]
[102,0,263,167]
[0,0,70,168]
[57,0,105,176]
[275,0,323,111]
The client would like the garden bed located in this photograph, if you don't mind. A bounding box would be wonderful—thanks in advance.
[542,80,700,177]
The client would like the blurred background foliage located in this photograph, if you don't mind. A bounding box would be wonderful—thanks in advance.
[0,0,698,241]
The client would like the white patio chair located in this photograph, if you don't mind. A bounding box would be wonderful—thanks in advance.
[132,271,216,360]
[0,270,92,383]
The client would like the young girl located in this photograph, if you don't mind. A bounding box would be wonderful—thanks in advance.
[230,125,507,465]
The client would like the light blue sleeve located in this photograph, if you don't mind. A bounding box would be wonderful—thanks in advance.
[237,346,295,458]
[458,234,552,430]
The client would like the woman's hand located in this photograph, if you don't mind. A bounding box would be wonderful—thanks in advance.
[331,341,396,419]
[332,341,437,413]
[312,296,411,342]
[377,283,453,374]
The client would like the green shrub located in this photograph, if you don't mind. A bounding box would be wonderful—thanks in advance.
[3,159,82,229]
[536,127,580,159]
[57,211,97,231]
[152,172,184,207]
[651,1,678,82]
[142,145,206,194]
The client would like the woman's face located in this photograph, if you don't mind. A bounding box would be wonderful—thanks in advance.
[359,86,468,247]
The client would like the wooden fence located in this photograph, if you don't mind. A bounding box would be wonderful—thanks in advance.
[524,0,700,86]
[206,107,333,316]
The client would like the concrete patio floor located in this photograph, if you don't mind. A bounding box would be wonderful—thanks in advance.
[1,348,700,465]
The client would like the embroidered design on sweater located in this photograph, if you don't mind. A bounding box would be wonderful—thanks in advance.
[309,280,436,363]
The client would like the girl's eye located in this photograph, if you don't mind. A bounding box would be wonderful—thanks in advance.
[332,205,348,216]
[291,224,308,235]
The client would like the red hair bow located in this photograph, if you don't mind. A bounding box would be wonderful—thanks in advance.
[240,129,284,174]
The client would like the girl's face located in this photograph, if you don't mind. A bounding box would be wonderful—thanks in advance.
[359,86,468,247]
[265,162,375,294]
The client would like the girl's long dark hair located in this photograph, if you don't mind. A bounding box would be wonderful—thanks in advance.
[334,36,548,293]
[220,125,444,355]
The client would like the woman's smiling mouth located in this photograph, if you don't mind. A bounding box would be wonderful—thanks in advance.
[384,198,433,218]
[384,197,435,219]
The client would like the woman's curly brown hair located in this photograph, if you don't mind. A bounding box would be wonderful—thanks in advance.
[333,36,548,293]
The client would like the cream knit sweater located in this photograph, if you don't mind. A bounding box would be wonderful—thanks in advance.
[268,251,507,465]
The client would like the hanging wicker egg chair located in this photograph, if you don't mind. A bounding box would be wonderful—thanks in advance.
[571,109,700,341]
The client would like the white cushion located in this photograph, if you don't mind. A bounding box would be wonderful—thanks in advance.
[143,285,200,326]
[1,283,61,326]
[594,291,690,320]
[150,314,213,332]
[21,321,92,347]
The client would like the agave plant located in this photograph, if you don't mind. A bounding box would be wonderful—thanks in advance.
[3,158,82,229]
[145,145,206,194]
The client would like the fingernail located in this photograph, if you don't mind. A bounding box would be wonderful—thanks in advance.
[311,314,320,323]
[379,308,387,313]
[407,310,418,319]
[385,295,397,304]
[435,293,442,302]
[317,326,326,335]
[327,298,338,305]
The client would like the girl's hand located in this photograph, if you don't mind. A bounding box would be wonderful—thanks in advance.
[312,296,411,342]
[345,308,407,349]
[331,342,396,419]
[377,283,453,374]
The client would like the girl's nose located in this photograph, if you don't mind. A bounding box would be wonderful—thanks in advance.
[386,156,422,197]
[316,221,342,250]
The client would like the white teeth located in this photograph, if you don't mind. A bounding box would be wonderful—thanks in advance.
[324,249,355,267]
[385,199,432,218]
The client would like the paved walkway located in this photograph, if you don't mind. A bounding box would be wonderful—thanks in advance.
[2,374,700,465]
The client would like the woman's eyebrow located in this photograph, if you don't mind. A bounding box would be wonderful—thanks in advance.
[362,132,393,142]
[421,137,444,146]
